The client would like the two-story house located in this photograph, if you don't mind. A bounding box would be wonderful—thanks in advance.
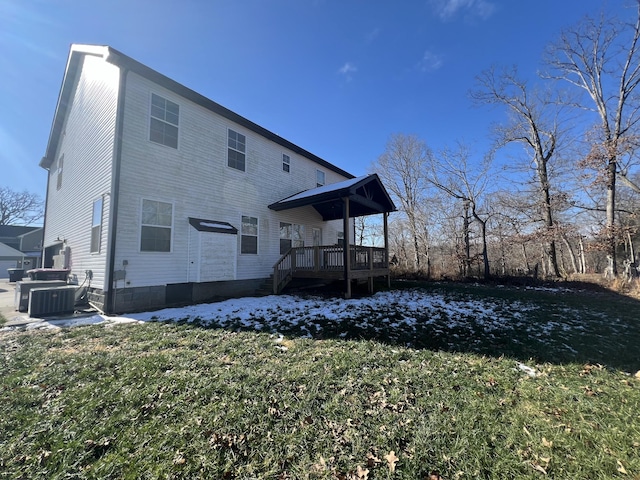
[40,45,395,314]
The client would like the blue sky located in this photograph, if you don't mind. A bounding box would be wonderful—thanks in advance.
[0,0,626,195]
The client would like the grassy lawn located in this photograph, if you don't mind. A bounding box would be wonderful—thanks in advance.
[1,282,639,479]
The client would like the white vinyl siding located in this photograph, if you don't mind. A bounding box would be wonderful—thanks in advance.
[114,71,352,287]
[43,54,118,290]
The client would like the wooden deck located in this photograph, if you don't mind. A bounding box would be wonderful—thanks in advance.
[273,245,389,294]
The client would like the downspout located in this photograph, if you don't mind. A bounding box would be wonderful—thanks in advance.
[40,163,51,268]
[105,67,128,314]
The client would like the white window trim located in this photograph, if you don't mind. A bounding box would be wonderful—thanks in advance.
[240,215,258,255]
[90,197,103,254]
[227,128,247,172]
[149,92,180,149]
[139,198,174,253]
[282,153,291,173]
[316,169,326,187]
[280,222,305,254]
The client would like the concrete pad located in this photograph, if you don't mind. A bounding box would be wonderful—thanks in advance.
[0,279,99,328]
[0,278,33,325]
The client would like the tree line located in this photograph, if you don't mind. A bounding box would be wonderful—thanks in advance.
[368,3,640,281]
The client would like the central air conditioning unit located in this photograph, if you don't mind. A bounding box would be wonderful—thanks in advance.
[28,286,77,317]
[14,280,67,312]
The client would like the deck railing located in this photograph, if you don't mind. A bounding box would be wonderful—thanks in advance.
[273,245,388,293]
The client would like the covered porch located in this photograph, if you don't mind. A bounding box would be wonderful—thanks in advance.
[268,174,396,298]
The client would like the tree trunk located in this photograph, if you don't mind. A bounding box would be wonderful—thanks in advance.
[606,156,617,276]
[538,163,561,277]
[409,215,420,270]
[562,234,579,275]
[463,200,471,277]
[522,243,531,273]
[475,216,490,280]
[578,236,587,274]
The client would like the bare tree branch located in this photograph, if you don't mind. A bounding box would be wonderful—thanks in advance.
[0,187,44,226]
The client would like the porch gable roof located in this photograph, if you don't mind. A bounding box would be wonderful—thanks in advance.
[268,173,396,221]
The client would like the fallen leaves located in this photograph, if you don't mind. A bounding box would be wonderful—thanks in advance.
[616,460,628,474]
[385,450,399,473]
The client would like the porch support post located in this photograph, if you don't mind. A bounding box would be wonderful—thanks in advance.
[343,196,351,299]
[384,211,390,288]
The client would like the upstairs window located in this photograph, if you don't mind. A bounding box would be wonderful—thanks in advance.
[150,93,179,148]
[90,197,103,253]
[282,153,291,173]
[241,215,258,254]
[56,155,64,190]
[140,199,173,252]
[228,129,246,171]
[316,169,325,187]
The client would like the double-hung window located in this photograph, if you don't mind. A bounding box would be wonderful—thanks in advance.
[280,222,305,254]
[228,129,246,171]
[90,197,103,253]
[282,154,291,173]
[140,199,173,252]
[316,169,325,187]
[241,215,258,254]
[150,93,179,148]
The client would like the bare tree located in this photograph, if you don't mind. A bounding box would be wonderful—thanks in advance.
[472,66,563,277]
[0,187,44,226]
[354,215,382,246]
[426,143,493,279]
[373,134,431,270]
[545,3,640,276]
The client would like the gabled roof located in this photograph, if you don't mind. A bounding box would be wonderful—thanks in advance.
[268,173,396,221]
[41,44,355,181]
[0,242,25,260]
